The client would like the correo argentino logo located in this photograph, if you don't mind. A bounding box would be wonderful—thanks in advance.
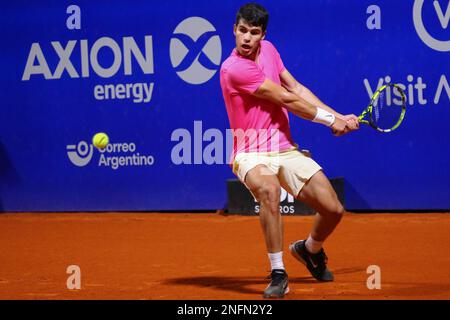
[170,17,222,85]
[413,0,450,51]
[67,141,93,167]
[67,139,155,170]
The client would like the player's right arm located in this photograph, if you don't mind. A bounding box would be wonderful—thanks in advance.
[279,69,359,130]
[254,79,349,136]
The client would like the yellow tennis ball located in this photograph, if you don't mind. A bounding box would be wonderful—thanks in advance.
[92,132,109,149]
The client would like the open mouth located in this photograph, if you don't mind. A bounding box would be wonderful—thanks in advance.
[241,44,251,50]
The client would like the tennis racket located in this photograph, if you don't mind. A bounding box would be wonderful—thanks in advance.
[359,83,407,133]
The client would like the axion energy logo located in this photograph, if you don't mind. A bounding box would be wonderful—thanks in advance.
[413,0,450,51]
[21,36,156,104]
[67,140,155,170]
[170,17,222,85]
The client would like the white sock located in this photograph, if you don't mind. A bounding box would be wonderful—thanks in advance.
[268,252,285,270]
[305,235,323,254]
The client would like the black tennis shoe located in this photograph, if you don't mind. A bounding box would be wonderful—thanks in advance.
[289,240,334,282]
[263,269,289,299]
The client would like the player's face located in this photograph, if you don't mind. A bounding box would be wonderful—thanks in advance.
[234,20,265,59]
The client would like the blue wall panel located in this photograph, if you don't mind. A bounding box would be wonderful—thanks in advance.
[0,0,449,211]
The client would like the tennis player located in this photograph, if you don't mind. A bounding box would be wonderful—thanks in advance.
[220,3,359,298]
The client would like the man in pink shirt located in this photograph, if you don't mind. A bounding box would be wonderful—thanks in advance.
[220,3,359,298]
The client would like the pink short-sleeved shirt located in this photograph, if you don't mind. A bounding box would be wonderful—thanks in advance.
[220,40,295,162]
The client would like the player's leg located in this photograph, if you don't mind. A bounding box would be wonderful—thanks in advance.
[245,164,283,253]
[289,169,344,281]
[276,149,343,281]
[244,164,289,298]
[297,170,344,242]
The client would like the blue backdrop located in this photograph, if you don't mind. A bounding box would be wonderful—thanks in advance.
[1,0,449,211]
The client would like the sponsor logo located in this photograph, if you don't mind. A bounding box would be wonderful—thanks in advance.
[364,74,450,106]
[67,140,155,170]
[22,36,156,104]
[67,141,93,167]
[170,17,222,84]
[413,0,450,51]
[308,255,319,269]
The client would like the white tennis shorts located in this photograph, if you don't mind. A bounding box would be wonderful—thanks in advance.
[232,147,322,198]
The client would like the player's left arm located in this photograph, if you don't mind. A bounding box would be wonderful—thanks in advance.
[280,69,359,129]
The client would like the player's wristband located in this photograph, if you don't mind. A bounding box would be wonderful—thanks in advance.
[312,107,336,127]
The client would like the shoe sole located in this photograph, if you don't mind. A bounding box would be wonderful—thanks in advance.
[263,286,290,299]
[289,241,334,282]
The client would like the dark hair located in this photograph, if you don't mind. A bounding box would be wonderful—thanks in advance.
[235,3,269,32]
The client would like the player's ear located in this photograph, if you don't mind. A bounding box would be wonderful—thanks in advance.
[233,24,237,36]
[262,31,266,40]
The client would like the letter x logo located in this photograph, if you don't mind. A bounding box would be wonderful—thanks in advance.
[170,17,222,85]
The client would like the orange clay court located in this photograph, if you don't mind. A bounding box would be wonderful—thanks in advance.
[0,212,449,300]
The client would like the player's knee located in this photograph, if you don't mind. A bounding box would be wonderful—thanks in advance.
[323,201,344,220]
[256,182,280,205]
[333,202,345,220]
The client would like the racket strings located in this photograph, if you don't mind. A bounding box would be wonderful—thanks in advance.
[373,90,384,123]
[370,85,404,131]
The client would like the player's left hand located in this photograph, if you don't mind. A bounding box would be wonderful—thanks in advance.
[342,114,359,131]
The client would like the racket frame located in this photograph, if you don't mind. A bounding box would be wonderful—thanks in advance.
[358,83,406,133]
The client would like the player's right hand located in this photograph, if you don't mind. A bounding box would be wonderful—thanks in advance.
[342,114,360,130]
[331,117,350,136]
